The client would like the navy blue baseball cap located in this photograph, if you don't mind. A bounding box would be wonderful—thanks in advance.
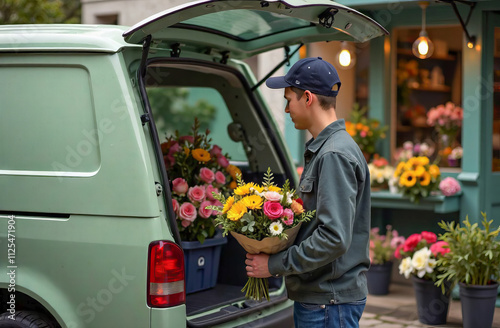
[266,57,341,97]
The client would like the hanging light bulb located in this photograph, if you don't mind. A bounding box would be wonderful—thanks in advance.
[336,41,356,69]
[412,1,434,59]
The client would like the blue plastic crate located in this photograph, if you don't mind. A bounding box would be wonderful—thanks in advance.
[181,234,227,294]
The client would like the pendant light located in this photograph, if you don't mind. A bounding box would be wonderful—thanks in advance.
[336,41,356,69]
[412,1,434,59]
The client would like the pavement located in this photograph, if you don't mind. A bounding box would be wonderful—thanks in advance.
[362,282,500,328]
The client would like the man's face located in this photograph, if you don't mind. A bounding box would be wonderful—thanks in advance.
[284,87,308,130]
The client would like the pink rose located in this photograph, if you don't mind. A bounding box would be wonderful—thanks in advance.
[172,199,180,215]
[217,155,229,168]
[430,241,450,257]
[263,201,283,220]
[263,191,282,202]
[215,171,226,185]
[210,145,222,156]
[360,130,367,138]
[198,200,213,219]
[181,220,191,227]
[188,185,205,203]
[394,245,404,259]
[199,167,215,184]
[172,178,188,195]
[205,185,218,201]
[168,143,180,156]
[421,231,437,244]
[179,202,197,222]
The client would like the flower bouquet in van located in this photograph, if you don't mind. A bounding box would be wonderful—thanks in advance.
[209,168,315,301]
[161,118,240,243]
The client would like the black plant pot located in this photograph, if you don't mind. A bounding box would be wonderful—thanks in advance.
[412,276,450,325]
[366,262,393,295]
[459,282,499,328]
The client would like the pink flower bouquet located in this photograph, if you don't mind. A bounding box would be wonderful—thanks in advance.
[210,168,315,301]
[161,118,240,243]
[426,102,463,136]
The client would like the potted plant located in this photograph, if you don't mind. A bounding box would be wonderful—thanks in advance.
[366,225,405,295]
[398,231,452,325]
[161,118,237,293]
[393,156,441,203]
[436,213,500,328]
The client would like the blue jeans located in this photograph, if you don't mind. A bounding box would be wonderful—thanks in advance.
[293,298,366,328]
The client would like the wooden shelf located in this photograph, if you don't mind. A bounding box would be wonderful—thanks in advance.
[371,190,462,213]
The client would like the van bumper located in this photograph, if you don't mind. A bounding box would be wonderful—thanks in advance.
[151,304,187,328]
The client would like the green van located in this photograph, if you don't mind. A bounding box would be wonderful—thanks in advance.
[0,1,386,327]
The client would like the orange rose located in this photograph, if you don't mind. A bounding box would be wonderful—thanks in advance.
[291,200,304,215]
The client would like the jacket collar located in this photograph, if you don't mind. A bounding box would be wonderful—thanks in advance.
[305,119,346,154]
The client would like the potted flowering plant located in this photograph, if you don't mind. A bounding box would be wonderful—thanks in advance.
[447,146,463,167]
[393,156,441,203]
[366,225,405,295]
[367,155,394,191]
[398,231,451,325]
[210,168,315,301]
[436,213,500,328]
[345,104,387,161]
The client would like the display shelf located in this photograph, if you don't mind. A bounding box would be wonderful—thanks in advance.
[409,85,451,92]
[371,190,461,213]
[397,48,456,61]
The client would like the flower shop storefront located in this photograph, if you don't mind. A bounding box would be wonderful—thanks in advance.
[315,0,500,237]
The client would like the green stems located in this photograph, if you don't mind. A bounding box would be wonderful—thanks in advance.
[241,277,270,302]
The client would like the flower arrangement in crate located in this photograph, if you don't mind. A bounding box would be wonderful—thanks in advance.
[393,156,441,203]
[367,155,394,190]
[345,104,388,161]
[369,225,405,265]
[209,168,315,301]
[398,231,449,282]
[161,118,241,243]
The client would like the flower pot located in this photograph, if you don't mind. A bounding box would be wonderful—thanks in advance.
[366,261,393,295]
[411,276,450,325]
[459,282,499,328]
[181,232,227,294]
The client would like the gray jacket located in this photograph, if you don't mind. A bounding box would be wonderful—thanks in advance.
[268,119,371,305]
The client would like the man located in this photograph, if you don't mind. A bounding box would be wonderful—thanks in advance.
[245,57,371,328]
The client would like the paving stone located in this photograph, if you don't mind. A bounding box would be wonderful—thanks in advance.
[359,318,380,327]
[375,323,405,328]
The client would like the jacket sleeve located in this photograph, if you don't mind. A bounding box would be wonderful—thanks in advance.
[268,152,359,276]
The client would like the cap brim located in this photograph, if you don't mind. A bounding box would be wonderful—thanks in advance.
[265,76,291,89]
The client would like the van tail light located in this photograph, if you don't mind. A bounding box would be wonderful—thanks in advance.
[148,241,185,307]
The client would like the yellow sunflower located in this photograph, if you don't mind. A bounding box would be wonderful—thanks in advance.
[400,171,417,187]
[241,195,263,210]
[419,171,431,186]
[394,161,405,177]
[429,164,440,179]
[404,158,416,171]
[417,156,430,166]
[222,196,235,214]
[192,148,211,162]
[227,201,247,221]
[414,165,426,177]
[234,183,255,196]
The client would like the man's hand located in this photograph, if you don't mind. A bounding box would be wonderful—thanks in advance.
[245,253,271,278]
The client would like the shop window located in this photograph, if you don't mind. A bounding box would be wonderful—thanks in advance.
[394,26,463,168]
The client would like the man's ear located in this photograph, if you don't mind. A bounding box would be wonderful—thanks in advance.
[304,90,313,105]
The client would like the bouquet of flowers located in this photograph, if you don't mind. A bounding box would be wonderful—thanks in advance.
[393,156,441,203]
[367,155,394,190]
[398,231,450,282]
[369,225,405,265]
[210,168,316,301]
[345,104,387,160]
[161,118,241,243]
[426,102,463,136]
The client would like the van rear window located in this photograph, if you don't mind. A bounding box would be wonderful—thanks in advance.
[0,66,100,176]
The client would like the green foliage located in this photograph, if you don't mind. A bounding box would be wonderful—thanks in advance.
[148,87,216,138]
[0,0,81,24]
[436,213,500,290]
